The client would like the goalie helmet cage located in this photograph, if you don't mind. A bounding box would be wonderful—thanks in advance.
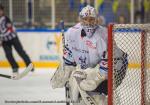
[108,24,150,105]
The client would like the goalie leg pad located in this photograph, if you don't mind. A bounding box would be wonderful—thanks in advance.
[69,74,80,102]
[92,94,108,105]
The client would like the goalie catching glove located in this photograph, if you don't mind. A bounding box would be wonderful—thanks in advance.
[73,67,106,91]
[72,70,87,80]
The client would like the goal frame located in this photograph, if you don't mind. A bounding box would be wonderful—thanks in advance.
[107,24,147,105]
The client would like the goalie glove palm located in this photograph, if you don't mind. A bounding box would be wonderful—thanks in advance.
[73,70,87,80]
[80,68,106,91]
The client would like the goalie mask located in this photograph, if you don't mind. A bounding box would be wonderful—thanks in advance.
[80,5,98,38]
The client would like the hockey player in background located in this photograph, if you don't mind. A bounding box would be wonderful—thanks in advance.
[51,5,128,105]
[0,4,34,79]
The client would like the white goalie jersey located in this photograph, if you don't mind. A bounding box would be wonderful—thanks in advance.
[64,23,107,68]
[63,23,128,78]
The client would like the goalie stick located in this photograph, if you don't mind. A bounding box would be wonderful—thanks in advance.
[74,77,97,105]
[0,63,33,80]
[60,20,70,105]
[50,20,70,105]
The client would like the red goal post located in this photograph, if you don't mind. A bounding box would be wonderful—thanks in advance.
[108,24,150,105]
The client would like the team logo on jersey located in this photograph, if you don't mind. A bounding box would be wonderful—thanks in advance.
[79,56,87,69]
[85,40,96,49]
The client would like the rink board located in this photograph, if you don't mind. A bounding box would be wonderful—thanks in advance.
[0,30,61,68]
[0,30,149,68]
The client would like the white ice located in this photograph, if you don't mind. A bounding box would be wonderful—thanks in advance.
[0,68,66,105]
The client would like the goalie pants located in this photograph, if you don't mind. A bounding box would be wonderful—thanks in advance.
[2,36,32,72]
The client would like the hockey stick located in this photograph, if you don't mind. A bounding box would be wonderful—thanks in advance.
[0,63,33,80]
[74,77,97,105]
[60,20,70,105]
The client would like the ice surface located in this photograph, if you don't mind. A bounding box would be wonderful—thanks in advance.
[0,68,66,105]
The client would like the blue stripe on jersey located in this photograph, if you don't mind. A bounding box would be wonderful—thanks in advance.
[63,57,76,66]
[100,66,108,72]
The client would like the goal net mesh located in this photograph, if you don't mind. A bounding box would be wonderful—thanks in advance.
[108,24,150,105]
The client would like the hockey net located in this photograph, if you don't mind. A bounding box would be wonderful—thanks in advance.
[108,24,150,105]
